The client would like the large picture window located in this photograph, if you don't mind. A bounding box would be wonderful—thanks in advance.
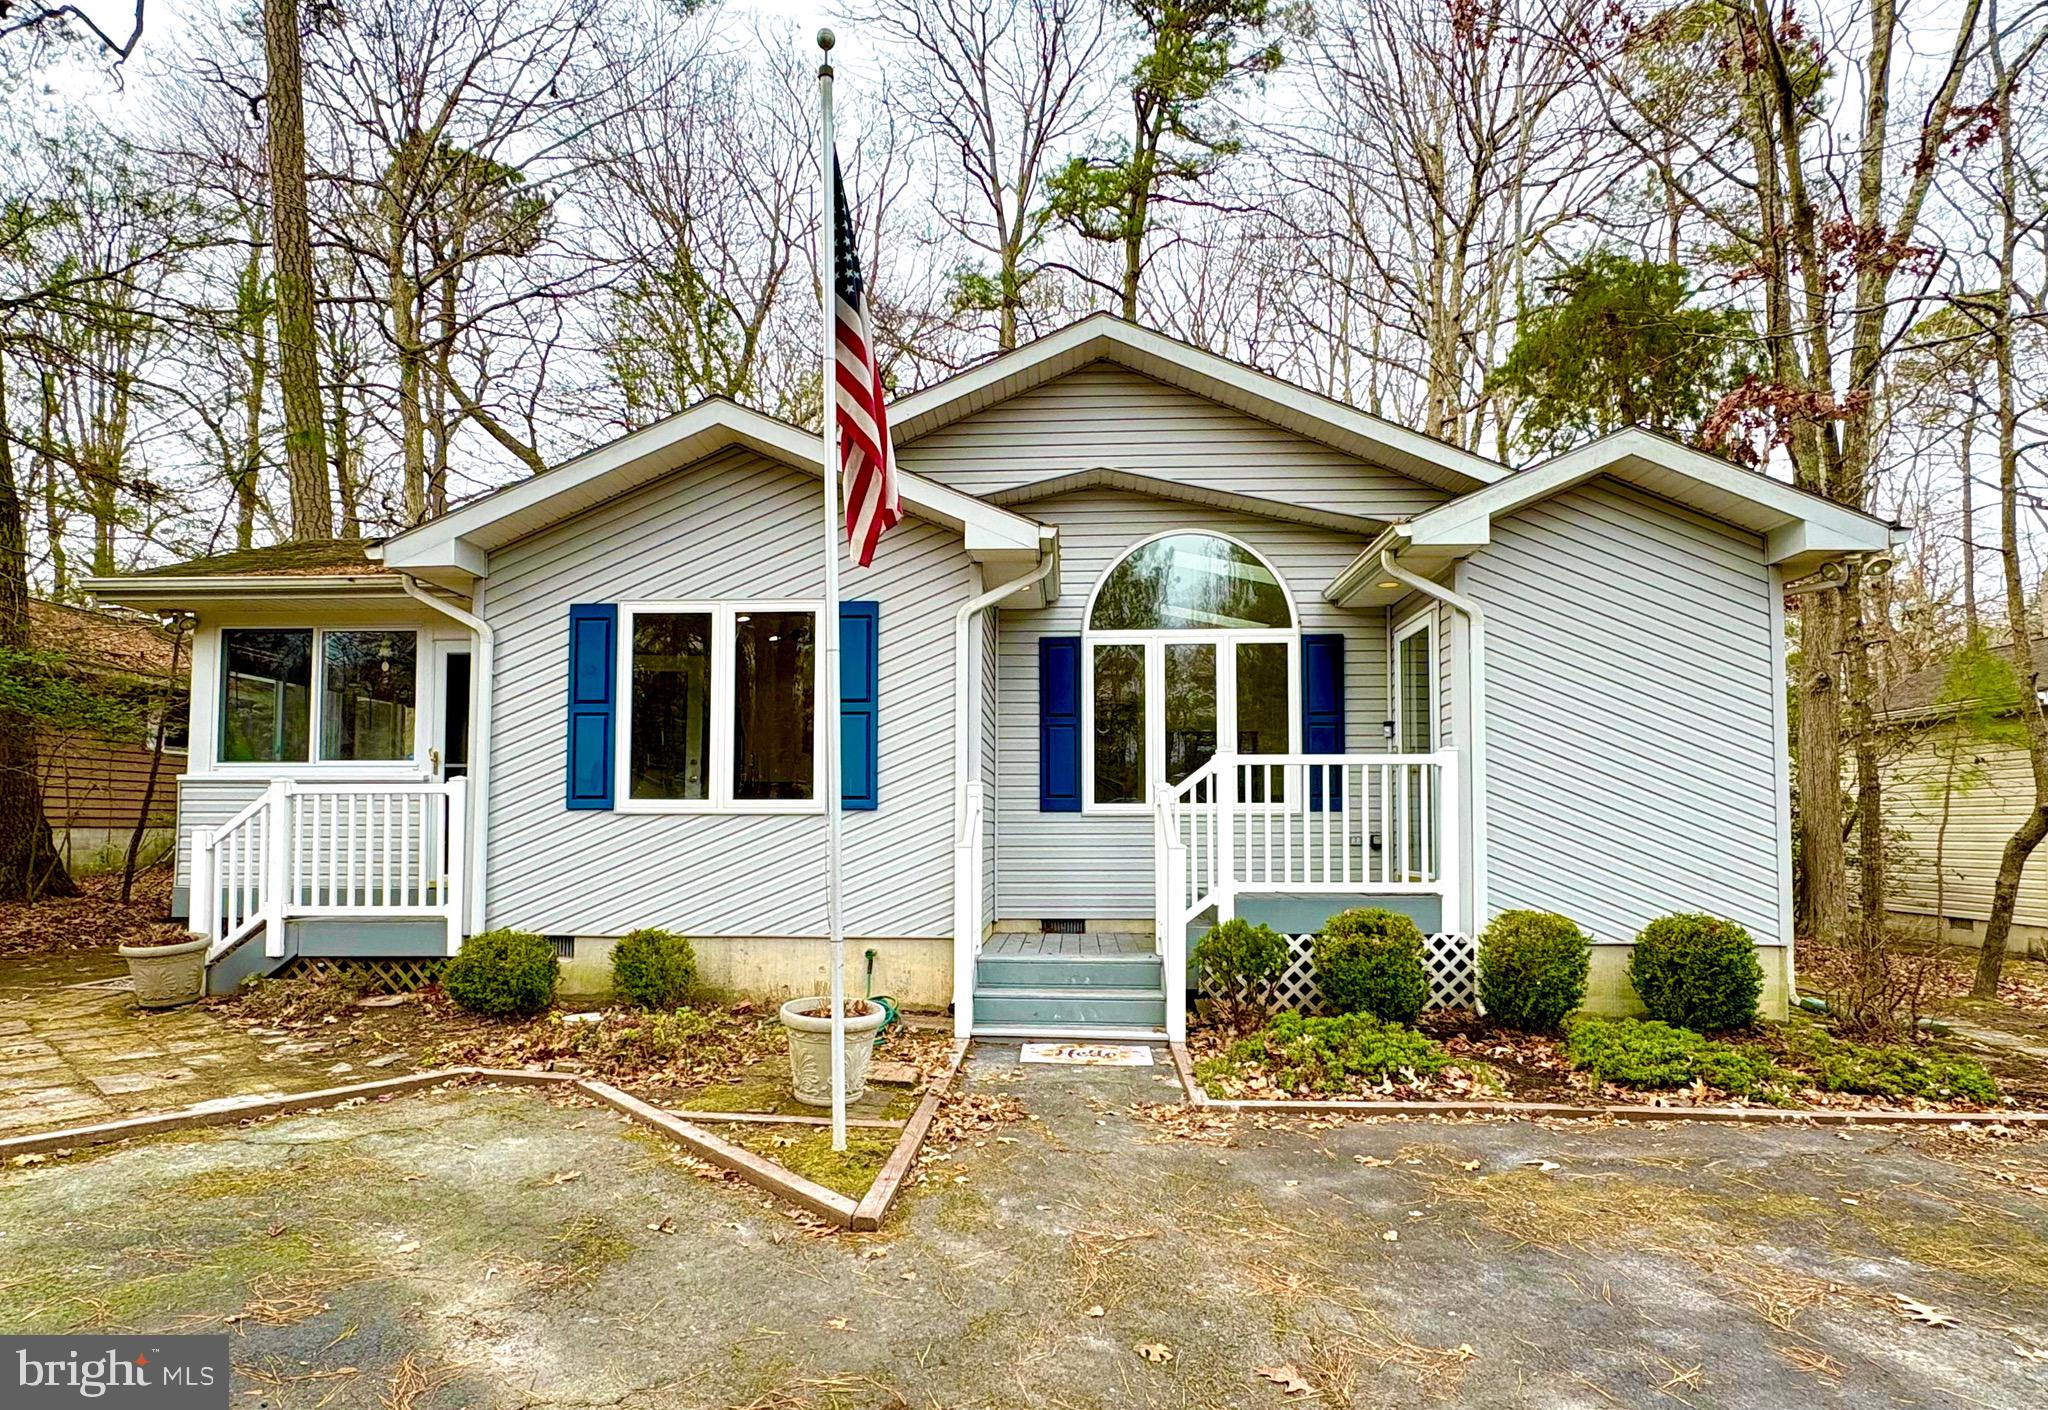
[220,627,418,765]
[619,603,820,812]
[1082,533,1299,810]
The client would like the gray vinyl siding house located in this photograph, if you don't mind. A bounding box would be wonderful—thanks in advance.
[90,316,1895,1037]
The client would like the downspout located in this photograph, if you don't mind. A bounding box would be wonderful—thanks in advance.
[1378,548,1488,933]
[399,574,494,938]
[951,542,1056,1039]
[954,543,1057,842]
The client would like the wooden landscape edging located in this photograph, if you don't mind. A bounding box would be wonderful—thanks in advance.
[851,1038,970,1231]
[1168,1042,2048,1128]
[0,1047,978,1232]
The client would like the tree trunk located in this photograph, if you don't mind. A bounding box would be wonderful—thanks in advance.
[1974,14,2041,999]
[0,355,77,902]
[1797,589,1849,944]
[1961,415,1977,632]
[264,0,332,540]
[120,622,186,906]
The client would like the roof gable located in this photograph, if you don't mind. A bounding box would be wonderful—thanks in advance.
[890,315,1506,497]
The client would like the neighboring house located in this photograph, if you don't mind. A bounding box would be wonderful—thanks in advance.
[27,600,188,875]
[1880,640,2048,958]
[87,316,1897,1036]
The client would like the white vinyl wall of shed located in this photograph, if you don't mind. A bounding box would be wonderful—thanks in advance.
[1888,737,2048,952]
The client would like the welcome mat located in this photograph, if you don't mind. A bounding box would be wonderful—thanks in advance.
[1019,1042,1154,1067]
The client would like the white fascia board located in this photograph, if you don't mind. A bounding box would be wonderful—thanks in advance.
[83,574,412,608]
[1403,429,1895,564]
[890,315,1508,493]
[376,400,1044,572]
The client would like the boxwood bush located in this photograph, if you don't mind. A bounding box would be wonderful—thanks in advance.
[442,929,558,1017]
[1313,907,1429,1024]
[1194,918,1290,1025]
[610,928,697,1010]
[1477,910,1591,1031]
[1627,913,1764,1032]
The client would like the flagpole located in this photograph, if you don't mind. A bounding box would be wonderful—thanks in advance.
[817,29,849,1154]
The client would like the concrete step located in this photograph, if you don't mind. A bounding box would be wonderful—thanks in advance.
[971,987,1169,1030]
[975,954,1163,989]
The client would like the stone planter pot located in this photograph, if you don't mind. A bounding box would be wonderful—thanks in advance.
[118,936,209,1009]
[779,997,887,1106]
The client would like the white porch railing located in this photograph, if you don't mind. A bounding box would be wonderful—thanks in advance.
[1155,751,1461,1039]
[190,778,469,962]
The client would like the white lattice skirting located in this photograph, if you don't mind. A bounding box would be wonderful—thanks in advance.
[1210,931,1479,1014]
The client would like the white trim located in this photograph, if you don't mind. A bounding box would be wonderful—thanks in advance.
[613,600,826,816]
[1768,564,1796,954]
[1080,530,1305,813]
[1327,428,1898,606]
[1392,608,1438,753]
[1081,528,1301,632]
[214,626,426,774]
[374,400,1047,572]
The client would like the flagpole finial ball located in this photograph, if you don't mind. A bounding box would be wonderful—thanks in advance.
[817,29,835,51]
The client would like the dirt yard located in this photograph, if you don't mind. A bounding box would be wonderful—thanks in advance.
[3,1045,2046,1408]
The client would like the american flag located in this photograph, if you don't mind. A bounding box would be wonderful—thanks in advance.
[831,153,900,567]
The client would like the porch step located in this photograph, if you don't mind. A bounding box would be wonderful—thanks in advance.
[971,987,1169,1031]
[975,953,1163,989]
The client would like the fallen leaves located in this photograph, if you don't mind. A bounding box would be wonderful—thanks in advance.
[1895,1296,1960,1328]
[1135,1343,1174,1364]
[541,1170,582,1187]
[1127,1100,1237,1146]
[1255,1364,1313,1396]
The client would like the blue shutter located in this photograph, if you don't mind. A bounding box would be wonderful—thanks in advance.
[840,600,879,811]
[1039,635,1082,812]
[565,604,616,810]
[1302,632,1344,811]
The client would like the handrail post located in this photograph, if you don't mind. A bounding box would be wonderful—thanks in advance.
[1216,752,1237,918]
[443,777,469,954]
[1436,750,1462,936]
[190,827,215,946]
[263,780,290,957]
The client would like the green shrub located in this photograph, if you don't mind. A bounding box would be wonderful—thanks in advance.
[610,928,698,1009]
[1478,910,1591,1031]
[1313,908,1429,1023]
[442,929,558,1017]
[1562,1016,1788,1099]
[1224,1011,1448,1092]
[1627,913,1764,1032]
[1783,1025,2000,1104]
[1194,918,1290,1024]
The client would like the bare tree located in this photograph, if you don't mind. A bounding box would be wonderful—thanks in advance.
[848,0,1111,349]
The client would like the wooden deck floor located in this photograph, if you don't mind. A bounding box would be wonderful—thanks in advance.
[981,933,1155,957]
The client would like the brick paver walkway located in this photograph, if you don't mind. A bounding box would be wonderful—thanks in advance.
[0,952,346,1137]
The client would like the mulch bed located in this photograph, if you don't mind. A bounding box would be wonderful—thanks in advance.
[0,869,184,958]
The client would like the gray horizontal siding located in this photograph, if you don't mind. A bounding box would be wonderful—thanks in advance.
[174,777,266,889]
[899,363,1452,521]
[482,448,975,939]
[1888,737,2048,926]
[1465,478,1784,945]
[993,488,1387,920]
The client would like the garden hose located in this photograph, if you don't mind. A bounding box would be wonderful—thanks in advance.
[863,947,899,1047]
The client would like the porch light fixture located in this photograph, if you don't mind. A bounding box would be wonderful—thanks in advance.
[1382,719,1396,743]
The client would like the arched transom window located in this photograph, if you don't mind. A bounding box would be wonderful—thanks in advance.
[1083,532,1299,809]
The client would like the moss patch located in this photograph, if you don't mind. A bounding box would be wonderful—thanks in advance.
[724,1126,899,1200]
[0,1229,352,1333]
